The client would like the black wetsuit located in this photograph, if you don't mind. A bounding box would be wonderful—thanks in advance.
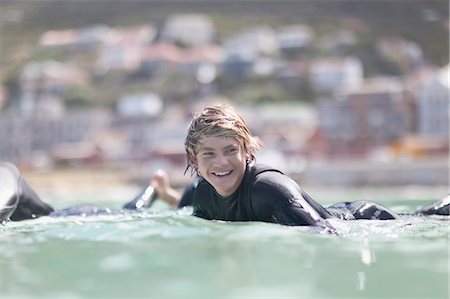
[9,179,55,221]
[187,163,400,227]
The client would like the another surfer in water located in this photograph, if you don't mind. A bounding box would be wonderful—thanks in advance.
[0,161,161,222]
[1,104,448,227]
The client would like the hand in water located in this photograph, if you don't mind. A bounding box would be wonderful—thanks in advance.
[150,169,181,208]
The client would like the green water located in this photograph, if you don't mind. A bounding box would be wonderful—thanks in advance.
[0,188,449,299]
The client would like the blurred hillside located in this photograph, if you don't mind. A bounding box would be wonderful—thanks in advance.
[0,0,448,186]
[1,0,448,81]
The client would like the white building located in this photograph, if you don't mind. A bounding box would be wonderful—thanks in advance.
[39,24,112,51]
[276,24,314,56]
[416,64,449,138]
[317,77,415,157]
[20,60,89,117]
[161,14,216,47]
[224,26,279,58]
[96,25,157,73]
[309,57,363,94]
[116,93,163,118]
[0,109,111,163]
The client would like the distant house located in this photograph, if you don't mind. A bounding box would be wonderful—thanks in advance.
[96,25,157,73]
[39,29,79,48]
[180,44,224,73]
[161,14,216,47]
[139,42,223,81]
[0,109,111,164]
[110,115,188,163]
[76,24,112,51]
[116,93,163,118]
[376,37,425,71]
[222,26,278,77]
[276,25,314,57]
[309,56,363,94]
[416,64,449,138]
[319,30,356,54]
[253,103,318,144]
[20,60,89,116]
[139,42,183,75]
[274,60,308,93]
[97,45,142,73]
[317,77,415,158]
[224,26,278,58]
[39,24,112,51]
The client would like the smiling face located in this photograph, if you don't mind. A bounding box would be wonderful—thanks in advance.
[194,136,250,197]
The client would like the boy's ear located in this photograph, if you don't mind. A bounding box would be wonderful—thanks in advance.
[192,157,198,167]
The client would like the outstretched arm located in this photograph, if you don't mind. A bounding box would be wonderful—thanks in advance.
[124,170,196,210]
[150,170,181,208]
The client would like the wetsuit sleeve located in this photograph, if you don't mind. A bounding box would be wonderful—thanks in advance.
[250,172,330,226]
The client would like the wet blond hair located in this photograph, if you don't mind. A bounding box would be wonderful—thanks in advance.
[184,104,261,174]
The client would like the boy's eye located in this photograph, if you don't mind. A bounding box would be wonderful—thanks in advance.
[202,152,213,156]
[225,148,237,154]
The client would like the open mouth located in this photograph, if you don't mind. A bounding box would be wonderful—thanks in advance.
[212,170,232,177]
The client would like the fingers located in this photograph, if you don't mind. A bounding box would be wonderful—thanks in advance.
[149,169,181,208]
[150,169,170,194]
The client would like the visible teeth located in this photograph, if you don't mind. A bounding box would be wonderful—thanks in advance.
[215,171,231,176]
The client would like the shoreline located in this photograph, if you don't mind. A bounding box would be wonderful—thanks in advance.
[22,167,132,189]
[20,166,448,206]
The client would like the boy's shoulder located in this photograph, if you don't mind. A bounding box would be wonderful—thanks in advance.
[247,163,285,185]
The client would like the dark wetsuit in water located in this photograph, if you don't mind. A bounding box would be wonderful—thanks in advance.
[1,162,448,223]
[187,163,401,228]
[9,177,55,221]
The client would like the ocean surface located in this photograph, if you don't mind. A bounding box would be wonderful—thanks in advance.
[0,186,448,299]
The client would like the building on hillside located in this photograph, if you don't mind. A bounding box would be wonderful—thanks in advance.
[276,24,314,57]
[0,109,111,164]
[316,77,415,158]
[416,64,449,138]
[179,44,224,75]
[274,60,308,94]
[376,37,425,72]
[139,42,183,76]
[161,14,216,47]
[96,25,157,73]
[110,115,188,163]
[224,26,279,58]
[222,26,278,78]
[75,24,112,51]
[309,56,363,94]
[319,30,357,54]
[39,24,112,51]
[20,60,89,117]
[116,93,163,118]
[39,29,79,49]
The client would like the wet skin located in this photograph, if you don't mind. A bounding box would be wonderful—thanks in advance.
[194,136,250,197]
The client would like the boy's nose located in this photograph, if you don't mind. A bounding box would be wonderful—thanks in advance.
[213,154,228,166]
